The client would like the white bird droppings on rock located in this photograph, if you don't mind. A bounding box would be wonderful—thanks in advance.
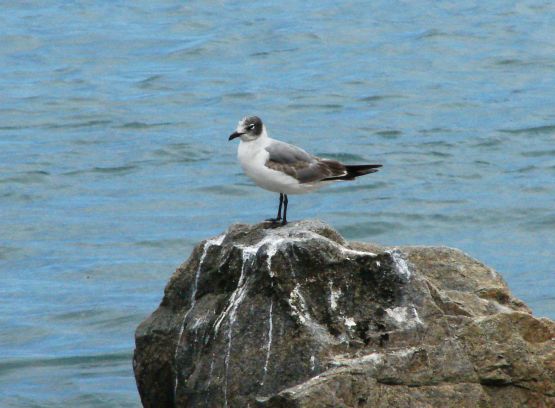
[344,317,357,328]
[385,306,423,329]
[173,234,225,400]
[388,249,411,279]
[329,281,341,311]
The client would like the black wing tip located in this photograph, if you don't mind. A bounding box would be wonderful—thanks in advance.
[345,164,382,174]
[346,164,382,169]
[322,164,382,181]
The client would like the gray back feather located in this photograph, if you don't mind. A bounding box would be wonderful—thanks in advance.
[265,141,313,164]
[265,141,346,183]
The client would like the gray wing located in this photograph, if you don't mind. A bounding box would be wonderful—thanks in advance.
[265,141,347,183]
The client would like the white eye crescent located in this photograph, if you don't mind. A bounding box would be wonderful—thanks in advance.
[247,124,255,130]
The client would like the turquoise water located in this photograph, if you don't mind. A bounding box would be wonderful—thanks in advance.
[1,1,554,406]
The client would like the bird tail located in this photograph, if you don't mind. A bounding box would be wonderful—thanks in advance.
[323,164,382,181]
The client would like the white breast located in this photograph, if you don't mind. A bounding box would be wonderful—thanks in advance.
[237,136,318,195]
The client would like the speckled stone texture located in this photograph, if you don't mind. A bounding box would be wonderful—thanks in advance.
[133,220,554,408]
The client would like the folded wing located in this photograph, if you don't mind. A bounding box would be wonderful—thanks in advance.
[264,141,346,183]
[265,141,381,184]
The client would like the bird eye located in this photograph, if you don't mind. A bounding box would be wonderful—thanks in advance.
[247,124,255,130]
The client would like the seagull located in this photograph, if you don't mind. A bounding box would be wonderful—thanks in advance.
[229,116,382,225]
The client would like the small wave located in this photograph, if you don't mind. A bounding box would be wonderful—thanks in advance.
[415,28,446,39]
[429,151,453,158]
[509,165,537,173]
[0,191,37,202]
[419,127,451,135]
[92,165,138,174]
[166,40,209,59]
[0,352,132,375]
[90,314,144,330]
[136,74,164,89]
[152,143,210,163]
[287,103,343,111]
[135,238,187,248]
[500,125,555,135]
[494,58,523,66]
[63,165,137,176]
[359,94,403,103]
[421,141,456,148]
[51,309,101,322]
[0,245,25,260]
[1,170,50,184]
[521,149,555,158]
[345,80,368,86]
[375,130,402,138]
[522,214,555,231]
[117,121,172,129]
[45,120,112,129]
[411,198,467,205]
[472,137,503,148]
[222,92,256,100]
[250,47,297,57]
[522,186,549,193]
[0,125,28,131]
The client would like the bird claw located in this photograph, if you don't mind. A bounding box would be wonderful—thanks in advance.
[263,217,288,228]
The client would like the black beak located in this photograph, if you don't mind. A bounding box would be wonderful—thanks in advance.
[228,131,244,141]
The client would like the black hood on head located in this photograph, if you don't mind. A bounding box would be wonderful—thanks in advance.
[243,116,263,136]
[229,116,264,141]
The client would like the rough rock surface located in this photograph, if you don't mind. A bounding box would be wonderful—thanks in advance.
[133,220,555,408]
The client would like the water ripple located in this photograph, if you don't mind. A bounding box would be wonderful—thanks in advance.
[500,125,555,135]
[0,352,132,376]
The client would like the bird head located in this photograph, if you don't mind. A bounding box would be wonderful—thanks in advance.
[229,116,264,141]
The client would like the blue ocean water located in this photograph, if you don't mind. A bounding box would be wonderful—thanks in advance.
[1,1,554,406]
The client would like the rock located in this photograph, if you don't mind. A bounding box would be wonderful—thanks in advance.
[133,220,555,408]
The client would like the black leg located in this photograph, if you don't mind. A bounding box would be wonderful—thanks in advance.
[265,194,283,223]
[281,195,288,225]
[276,193,283,220]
